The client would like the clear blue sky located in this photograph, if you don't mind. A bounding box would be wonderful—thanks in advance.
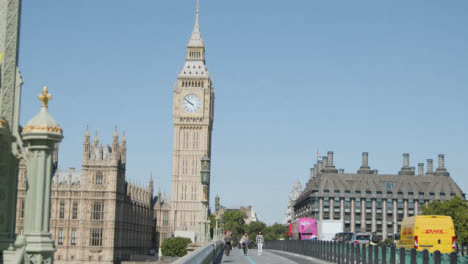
[18,0,468,224]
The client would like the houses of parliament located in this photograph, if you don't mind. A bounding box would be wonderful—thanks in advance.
[13,2,213,263]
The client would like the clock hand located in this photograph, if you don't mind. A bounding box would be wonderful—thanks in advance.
[184,98,194,106]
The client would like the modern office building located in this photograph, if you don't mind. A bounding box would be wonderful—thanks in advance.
[293,151,465,239]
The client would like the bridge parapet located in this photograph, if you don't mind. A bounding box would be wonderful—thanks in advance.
[173,241,224,264]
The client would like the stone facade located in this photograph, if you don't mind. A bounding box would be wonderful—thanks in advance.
[15,127,154,263]
[285,180,302,223]
[153,190,172,248]
[214,196,258,225]
[293,151,465,239]
[170,2,215,238]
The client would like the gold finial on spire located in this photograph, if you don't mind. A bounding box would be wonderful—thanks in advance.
[38,86,52,107]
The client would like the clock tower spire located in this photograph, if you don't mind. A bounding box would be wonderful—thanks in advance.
[186,0,205,62]
[170,0,215,239]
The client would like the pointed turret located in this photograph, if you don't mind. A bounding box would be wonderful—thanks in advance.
[98,144,103,160]
[121,131,127,165]
[112,126,119,159]
[94,130,99,146]
[157,188,162,205]
[149,173,154,195]
[187,0,204,48]
[184,0,206,66]
[83,125,91,160]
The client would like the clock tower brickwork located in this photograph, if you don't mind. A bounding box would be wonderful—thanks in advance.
[171,1,215,235]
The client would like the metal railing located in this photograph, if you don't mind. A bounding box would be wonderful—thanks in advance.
[266,240,468,264]
[456,244,468,256]
[172,241,224,264]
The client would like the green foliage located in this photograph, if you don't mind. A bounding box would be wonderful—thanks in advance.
[222,210,246,244]
[422,196,468,243]
[382,238,394,247]
[161,237,192,257]
[245,221,267,243]
[264,223,289,241]
[209,213,216,239]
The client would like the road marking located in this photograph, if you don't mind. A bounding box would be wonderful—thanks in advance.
[246,255,256,264]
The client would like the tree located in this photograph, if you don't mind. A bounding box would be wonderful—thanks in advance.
[264,223,288,241]
[422,196,468,243]
[161,237,192,257]
[209,213,216,239]
[222,210,246,244]
[245,221,267,243]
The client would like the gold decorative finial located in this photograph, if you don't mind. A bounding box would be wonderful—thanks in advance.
[38,86,52,107]
[0,118,7,128]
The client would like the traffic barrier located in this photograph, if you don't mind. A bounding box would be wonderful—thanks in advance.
[265,240,468,264]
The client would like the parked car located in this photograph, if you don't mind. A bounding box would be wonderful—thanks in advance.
[333,232,354,242]
[350,233,371,245]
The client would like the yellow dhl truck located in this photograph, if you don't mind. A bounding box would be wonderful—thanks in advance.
[397,215,455,253]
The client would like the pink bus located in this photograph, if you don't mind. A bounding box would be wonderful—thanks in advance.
[290,217,318,240]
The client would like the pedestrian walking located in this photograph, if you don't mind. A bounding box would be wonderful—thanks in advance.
[240,233,249,256]
[224,231,232,256]
[256,231,264,256]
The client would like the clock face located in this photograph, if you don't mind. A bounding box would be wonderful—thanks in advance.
[183,94,201,113]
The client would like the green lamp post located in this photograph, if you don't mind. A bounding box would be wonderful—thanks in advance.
[198,156,211,242]
[4,86,63,263]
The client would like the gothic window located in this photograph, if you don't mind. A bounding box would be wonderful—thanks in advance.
[163,211,169,226]
[96,172,103,185]
[90,228,103,246]
[72,201,78,219]
[71,228,77,246]
[58,228,64,245]
[192,185,197,201]
[91,201,104,220]
[59,201,65,219]
[19,199,25,219]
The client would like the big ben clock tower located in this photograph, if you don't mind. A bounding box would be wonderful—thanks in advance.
[171,0,214,236]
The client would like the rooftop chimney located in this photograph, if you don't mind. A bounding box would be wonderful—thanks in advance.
[322,156,328,171]
[438,154,445,170]
[435,154,449,176]
[399,153,415,176]
[362,152,369,168]
[317,160,323,171]
[327,151,334,167]
[418,163,424,176]
[427,159,433,175]
[357,152,372,174]
[403,153,409,168]
[339,169,344,174]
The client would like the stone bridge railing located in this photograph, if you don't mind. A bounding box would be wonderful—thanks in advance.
[172,241,224,264]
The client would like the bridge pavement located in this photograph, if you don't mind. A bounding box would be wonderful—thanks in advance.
[221,248,330,264]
